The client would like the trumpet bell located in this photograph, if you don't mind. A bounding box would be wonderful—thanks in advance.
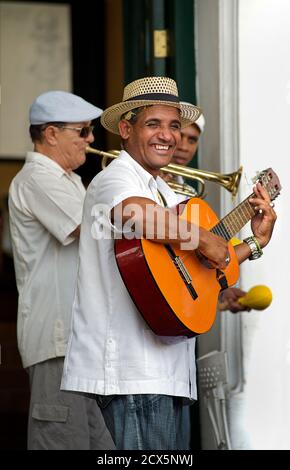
[85,146,242,198]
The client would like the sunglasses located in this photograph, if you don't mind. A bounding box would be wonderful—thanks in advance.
[60,125,95,138]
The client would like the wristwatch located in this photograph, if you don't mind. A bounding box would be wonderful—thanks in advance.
[243,236,263,260]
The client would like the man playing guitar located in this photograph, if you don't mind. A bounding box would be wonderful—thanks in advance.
[61,77,277,450]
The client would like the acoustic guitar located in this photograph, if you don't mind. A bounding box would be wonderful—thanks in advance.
[115,168,281,337]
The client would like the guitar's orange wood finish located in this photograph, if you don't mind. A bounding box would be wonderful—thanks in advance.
[140,198,239,334]
[116,169,281,336]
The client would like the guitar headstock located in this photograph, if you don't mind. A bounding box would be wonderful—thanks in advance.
[253,168,282,201]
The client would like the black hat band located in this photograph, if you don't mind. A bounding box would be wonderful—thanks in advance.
[125,93,180,103]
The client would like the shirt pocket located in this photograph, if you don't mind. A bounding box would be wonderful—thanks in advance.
[32,404,69,423]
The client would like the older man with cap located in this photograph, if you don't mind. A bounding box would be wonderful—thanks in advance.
[61,77,276,450]
[8,91,115,450]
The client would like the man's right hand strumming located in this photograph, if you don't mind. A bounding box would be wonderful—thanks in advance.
[197,228,230,270]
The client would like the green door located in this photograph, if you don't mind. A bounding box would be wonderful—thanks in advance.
[123,0,198,169]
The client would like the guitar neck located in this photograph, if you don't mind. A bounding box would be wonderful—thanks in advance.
[211,193,256,241]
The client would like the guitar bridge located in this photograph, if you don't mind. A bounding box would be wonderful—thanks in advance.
[174,256,192,284]
[164,244,198,300]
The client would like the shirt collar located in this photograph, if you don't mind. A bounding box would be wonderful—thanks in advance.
[119,150,154,187]
[118,150,178,207]
[25,151,81,182]
[156,174,178,207]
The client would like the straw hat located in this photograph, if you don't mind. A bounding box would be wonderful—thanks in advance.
[180,102,205,132]
[101,77,202,135]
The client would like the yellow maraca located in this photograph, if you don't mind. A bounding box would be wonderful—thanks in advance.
[238,285,272,310]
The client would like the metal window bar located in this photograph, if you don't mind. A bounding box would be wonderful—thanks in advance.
[196,350,232,450]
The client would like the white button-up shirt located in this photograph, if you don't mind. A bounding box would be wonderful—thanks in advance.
[9,151,85,368]
[62,151,197,399]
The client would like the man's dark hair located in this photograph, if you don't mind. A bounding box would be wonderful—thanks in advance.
[29,122,66,143]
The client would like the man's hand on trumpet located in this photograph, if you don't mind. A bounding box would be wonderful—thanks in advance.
[159,170,174,183]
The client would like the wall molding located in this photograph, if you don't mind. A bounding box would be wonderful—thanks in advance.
[219,0,243,394]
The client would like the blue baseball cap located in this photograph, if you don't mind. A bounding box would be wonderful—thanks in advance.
[29,90,103,125]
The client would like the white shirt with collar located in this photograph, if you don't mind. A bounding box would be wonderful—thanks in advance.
[62,150,197,399]
[9,151,85,368]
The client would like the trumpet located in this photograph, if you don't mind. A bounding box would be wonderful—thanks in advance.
[86,146,243,198]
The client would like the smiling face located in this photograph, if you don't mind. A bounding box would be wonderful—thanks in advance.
[118,105,182,177]
[172,123,201,166]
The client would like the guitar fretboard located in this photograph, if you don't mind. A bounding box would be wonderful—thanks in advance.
[211,193,256,241]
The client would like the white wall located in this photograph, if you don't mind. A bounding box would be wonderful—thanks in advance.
[0,2,72,158]
[237,0,290,449]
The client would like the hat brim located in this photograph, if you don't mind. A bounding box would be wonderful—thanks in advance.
[101,100,202,135]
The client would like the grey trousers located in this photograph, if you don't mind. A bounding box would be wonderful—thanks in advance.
[27,357,115,450]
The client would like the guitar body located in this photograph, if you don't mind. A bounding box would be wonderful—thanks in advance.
[115,198,239,337]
